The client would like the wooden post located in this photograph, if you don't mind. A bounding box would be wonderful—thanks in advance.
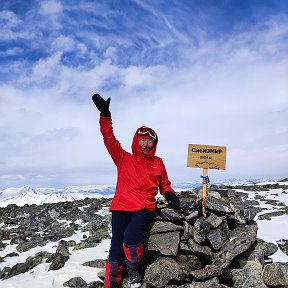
[201,168,209,218]
[187,143,227,218]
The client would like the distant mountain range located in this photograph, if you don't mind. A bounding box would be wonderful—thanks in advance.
[0,184,116,207]
[0,177,284,208]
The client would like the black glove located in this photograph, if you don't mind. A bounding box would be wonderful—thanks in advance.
[92,94,111,117]
[164,191,180,209]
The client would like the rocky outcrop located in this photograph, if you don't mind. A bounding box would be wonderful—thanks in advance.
[0,197,111,281]
[0,254,43,279]
[277,239,288,256]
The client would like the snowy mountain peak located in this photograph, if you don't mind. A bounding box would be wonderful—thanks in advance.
[0,178,286,208]
[19,185,35,193]
[0,191,72,207]
[0,184,115,208]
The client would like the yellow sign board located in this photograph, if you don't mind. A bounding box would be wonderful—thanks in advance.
[187,144,226,170]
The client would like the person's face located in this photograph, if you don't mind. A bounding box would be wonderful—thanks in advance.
[139,138,154,154]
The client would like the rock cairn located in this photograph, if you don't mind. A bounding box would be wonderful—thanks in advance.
[135,186,288,288]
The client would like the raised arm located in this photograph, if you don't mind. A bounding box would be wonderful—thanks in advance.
[92,94,124,166]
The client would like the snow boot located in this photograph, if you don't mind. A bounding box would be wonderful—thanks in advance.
[123,242,144,288]
[104,260,123,288]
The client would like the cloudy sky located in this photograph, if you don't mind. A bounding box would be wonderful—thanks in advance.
[0,0,287,189]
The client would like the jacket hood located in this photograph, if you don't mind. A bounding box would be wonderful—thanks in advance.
[131,126,158,158]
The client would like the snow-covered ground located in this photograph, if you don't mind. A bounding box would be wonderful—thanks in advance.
[0,231,110,288]
[238,186,288,263]
[257,215,288,263]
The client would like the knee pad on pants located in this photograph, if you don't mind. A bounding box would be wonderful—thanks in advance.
[123,241,144,264]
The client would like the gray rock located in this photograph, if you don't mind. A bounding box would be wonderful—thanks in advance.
[158,208,185,222]
[35,251,52,259]
[16,238,49,253]
[204,195,235,215]
[231,269,268,288]
[7,262,29,278]
[228,207,258,225]
[179,242,192,255]
[277,238,288,256]
[0,266,11,279]
[185,211,199,225]
[97,269,105,281]
[0,240,7,251]
[63,276,87,287]
[86,281,104,288]
[190,265,222,280]
[262,262,288,287]
[56,240,71,256]
[144,221,183,235]
[179,277,222,288]
[212,224,257,268]
[238,246,265,267]
[48,253,69,270]
[3,252,19,258]
[73,235,107,250]
[82,259,106,268]
[187,239,213,262]
[81,216,110,237]
[181,221,194,241]
[205,213,226,228]
[207,221,229,251]
[177,193,199,216]
[144,256,183,287]
[239,260,263,274]
[25,255,43,270]
[206,228,223,251]
[193,218,210,244]
[176,254,202,278]
[1,253,43,279]
[146,231,180,256]
[256,238,278,257]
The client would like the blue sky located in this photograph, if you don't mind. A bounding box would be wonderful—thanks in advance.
[0,0,288,189]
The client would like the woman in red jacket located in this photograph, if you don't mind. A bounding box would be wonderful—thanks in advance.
[92,94,180,288]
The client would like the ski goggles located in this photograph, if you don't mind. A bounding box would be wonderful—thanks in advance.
[137,126,157,140]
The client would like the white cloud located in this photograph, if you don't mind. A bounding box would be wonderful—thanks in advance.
[119,65,168,89]
[0,47,24,56]
[0,10,25,40]
[51,35,75,53]
[0,10,21,28]
[39,1,63,15]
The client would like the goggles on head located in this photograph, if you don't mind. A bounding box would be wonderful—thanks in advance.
[138,126,157,140]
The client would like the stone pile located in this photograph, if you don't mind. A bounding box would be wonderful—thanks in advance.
[135,186,288,288]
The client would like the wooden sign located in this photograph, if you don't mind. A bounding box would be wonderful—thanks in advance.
[187,144,226,170]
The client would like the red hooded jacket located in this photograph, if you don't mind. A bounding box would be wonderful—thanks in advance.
[99,116,175,212]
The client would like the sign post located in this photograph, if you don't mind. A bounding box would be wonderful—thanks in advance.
[187,144,227,217]
[201,168,209,217]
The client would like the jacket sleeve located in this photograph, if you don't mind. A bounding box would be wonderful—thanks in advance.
[158,157,175,196]
[99,116,124,166]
